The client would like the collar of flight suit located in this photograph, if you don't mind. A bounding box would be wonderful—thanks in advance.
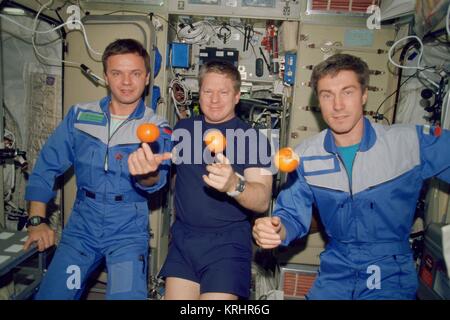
[99,95,147,120]
[323,116,377,154]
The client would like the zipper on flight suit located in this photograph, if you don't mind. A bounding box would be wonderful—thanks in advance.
[104,111,131,172]
[336,153,352,199]
[335,151,358,200]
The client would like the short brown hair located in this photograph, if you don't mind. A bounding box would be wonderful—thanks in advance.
[102,39,150,75]
[310,54,369,95]
[198,60,241,93]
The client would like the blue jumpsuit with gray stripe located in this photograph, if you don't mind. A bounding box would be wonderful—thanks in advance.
[274,117,450,299]
[25,96,171,299]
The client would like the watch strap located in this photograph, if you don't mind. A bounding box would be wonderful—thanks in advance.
[26,216,49,227]
[226,172,246,198]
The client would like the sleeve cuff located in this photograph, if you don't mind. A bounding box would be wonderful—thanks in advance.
[134,170,168,194]
[278,215,296,247]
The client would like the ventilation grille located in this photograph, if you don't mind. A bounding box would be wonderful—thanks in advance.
[280,265,318,300]
[307,0,380,15]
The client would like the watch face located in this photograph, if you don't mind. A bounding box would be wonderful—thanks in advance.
[237,178,246,192]
[30,216,42,226]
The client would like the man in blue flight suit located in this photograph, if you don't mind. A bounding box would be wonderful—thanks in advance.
[22,39,172,300]
[253,53,450,299]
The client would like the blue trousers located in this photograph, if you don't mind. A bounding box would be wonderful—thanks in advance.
[307,241,418,300]
[35,196,150,300]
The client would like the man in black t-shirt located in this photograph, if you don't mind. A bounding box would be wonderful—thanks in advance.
[159,61,273,300]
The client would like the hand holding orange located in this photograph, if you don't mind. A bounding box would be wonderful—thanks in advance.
[137,123,160,143]
[274,147,300,173]
[204,130,226,154]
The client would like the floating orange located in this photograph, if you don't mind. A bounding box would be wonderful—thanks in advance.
[137,123,160,143]
[204,130,226,153]
[274,147,300,173]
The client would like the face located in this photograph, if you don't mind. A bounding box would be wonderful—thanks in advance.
[199,72,240,124]
[317,70,368,145]
[104,53,150,112]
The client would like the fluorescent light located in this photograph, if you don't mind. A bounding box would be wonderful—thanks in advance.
[2,7,26,15]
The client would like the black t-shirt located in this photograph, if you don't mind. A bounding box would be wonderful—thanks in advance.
[173,115,272,229]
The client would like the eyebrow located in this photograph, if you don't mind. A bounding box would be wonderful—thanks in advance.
[109,69,143,72]
[319,85,357,94]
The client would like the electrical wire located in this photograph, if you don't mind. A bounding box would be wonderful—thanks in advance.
[446,2,450,37]
[230,24,257,58]
[2,1,105,84]
[26,0,102,67]
[177,21,217,44]
[441,90,450,129]
[1,14,100,58]
[102,10,178,33]
[375,66,436,116]
[169,77,191,118]
[388,35,439,88]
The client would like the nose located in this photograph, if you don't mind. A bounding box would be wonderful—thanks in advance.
[122,73,131,85]
[211,91,219,103]
[333,95,344,111]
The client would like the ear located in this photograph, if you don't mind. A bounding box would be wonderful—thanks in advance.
[104,73,109,86]
[234,90,241,105]
[145,72,150,86]
[362,88,368,105]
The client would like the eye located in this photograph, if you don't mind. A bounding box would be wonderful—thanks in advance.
[344,90,353,96]
[321,93,331,99]
[133,71,142,77]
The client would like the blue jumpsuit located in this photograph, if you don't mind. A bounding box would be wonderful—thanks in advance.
[25,96,171,299]
[274,118,450,299]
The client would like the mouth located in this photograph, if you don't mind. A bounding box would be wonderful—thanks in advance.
[332,115,348,121]
[120,89,134,95]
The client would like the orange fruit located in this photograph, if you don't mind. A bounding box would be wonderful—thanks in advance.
[204,130,226,153]
[137,123,160,143]
[274,147,300,173]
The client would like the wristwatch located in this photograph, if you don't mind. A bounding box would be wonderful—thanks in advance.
[26,216,49,227]
[226,172,246,198]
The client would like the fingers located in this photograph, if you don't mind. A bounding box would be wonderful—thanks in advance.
[203,164,234,192]
[202,174,221,190]
[42,230,55,250]
[252,218,282,249]
[159,152,173,161]
[23,228,55,252]
[128,144,172,176]
[37,237,46,252]
[205,164,228,176]
[23,237,33,251]
[271,216,282,233]
[140,142,154,159]
[215,153,231,165]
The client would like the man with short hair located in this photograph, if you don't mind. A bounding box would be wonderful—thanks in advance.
[160,60,273,300]
[253,53,450,299]
[23,39,172,299]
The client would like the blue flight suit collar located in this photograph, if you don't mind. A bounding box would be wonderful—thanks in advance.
[99,96,146,120]
[324,117,377,153]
